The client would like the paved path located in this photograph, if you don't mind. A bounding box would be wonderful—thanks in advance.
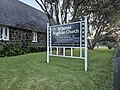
[113,46,120,90]
[113,57,120,90]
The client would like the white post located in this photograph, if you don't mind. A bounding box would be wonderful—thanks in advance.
[71,47,73,57]
[80,21,82,58]
[57,47,58,55]
[49,27,52,55]
[47,23,50,63]
[50,47,52,55]
[63,47,65,56]
[84,16,88,71]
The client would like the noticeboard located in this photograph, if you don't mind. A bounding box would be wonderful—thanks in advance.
[51,22,81,47]
[47,16,88,71]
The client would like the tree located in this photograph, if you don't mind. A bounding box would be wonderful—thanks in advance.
[35,0,120,49]
[35,0,74,24]
[34,0,90,24]
[82,0,120,49]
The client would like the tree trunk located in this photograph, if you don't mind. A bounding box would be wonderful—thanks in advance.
[88,39,97,50]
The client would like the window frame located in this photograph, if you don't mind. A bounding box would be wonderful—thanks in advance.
[32,32,37,42]
[0,26,9,41]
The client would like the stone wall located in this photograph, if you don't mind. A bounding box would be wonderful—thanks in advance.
[9,27,46,48]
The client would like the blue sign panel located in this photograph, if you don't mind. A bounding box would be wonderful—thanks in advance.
[51,22,80,47]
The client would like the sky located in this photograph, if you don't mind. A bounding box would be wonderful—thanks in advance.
[19,0,43,11]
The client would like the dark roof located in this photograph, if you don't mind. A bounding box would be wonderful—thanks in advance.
[0,0,48,32]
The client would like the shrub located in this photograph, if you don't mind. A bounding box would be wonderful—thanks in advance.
[0,43,46,57]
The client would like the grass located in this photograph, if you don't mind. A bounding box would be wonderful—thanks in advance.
[0,48,114,90]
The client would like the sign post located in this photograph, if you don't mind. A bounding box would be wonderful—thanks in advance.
[47,16,88,71]
[84,16,88,71]
[47,23,49,63]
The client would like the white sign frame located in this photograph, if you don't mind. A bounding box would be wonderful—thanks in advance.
[47,16,88,71]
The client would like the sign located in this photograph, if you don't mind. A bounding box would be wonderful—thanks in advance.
[51,23,80,47]
[47,16,88,71]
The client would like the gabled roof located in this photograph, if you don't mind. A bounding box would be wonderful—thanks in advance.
[0,0,48,32]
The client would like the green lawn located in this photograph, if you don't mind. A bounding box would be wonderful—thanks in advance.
[0,48,114,90]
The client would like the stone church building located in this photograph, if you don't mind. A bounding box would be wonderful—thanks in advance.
[0,0,48,49]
